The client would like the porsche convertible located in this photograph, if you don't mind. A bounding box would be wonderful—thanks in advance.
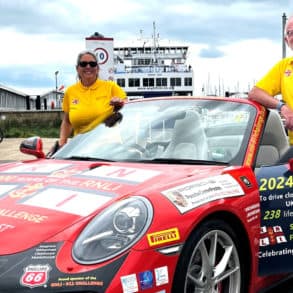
[0,96,293,293]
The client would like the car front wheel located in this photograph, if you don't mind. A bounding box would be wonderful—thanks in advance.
[172,218,248,293]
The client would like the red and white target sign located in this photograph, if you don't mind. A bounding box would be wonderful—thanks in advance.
[94,47,109,65]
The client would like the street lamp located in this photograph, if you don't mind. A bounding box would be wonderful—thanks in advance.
[282,13,287,58]
[55,70,59,108]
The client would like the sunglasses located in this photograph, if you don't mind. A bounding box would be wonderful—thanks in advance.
[78,61,98,68]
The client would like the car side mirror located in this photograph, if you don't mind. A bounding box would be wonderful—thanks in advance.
[19,136,45,158]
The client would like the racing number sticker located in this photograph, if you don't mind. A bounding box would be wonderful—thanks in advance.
[22,188,111,216]
[94,47,109,65]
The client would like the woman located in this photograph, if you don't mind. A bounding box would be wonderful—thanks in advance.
[58,50,127,148]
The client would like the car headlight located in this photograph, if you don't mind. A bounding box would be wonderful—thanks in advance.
[72,196,153,264]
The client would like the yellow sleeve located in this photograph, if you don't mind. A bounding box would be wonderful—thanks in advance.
[111,81,127,100]
[256,59,286,96]
[62,89,70,113]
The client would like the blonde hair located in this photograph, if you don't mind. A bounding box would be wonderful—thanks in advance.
[76,50,98,67]
[76,50,99,80]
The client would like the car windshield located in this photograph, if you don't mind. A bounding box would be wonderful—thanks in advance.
[54,98,256,165]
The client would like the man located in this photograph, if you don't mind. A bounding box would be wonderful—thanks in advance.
[248,15,293,145]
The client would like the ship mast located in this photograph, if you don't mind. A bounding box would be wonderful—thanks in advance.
[152,21,158,68]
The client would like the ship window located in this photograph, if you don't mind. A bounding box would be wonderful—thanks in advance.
[129,78,140,87]
[143,78,154,87]
[156,78,167,87]
[117,79,125,87]
[184,77,192,86]
[170,78,181,86]
[138,59,151,65]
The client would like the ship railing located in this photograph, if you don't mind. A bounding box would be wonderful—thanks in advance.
[114,65,192,74]
[116,53,187,59]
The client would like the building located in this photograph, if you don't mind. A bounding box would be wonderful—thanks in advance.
[0,84,30,110]
[0,84,63,111]
[40,90,63,110]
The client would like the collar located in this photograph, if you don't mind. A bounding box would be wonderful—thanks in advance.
[287,56,293,66]
[78,79,100,90]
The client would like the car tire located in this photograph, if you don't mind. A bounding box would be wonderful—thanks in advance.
[172,218,248,293]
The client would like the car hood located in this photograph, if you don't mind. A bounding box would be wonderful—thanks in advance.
[0,159,228,254]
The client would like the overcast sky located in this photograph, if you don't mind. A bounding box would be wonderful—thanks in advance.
[0,0,292,95]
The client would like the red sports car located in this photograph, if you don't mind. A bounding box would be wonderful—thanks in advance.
[0,97,292,293]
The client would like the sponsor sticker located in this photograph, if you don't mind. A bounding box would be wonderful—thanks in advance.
[162,174,244,213]
[83,165,160,184]
[20,264,51,288]
[120,274,138,293]
[147,228,180,247]
[245,203,260,223]
[240,176,252,188]
[154,266,169,286]
[0,184,18,196]
[138,270,154,290]
[3,163,70,174]
[22,188,111,216]
[260,226,287,247]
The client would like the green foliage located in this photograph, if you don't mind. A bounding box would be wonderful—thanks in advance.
[1,113,61,138]
[3,126,59,138]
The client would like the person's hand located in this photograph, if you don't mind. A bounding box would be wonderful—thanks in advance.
[46,141,62,158]
[281,105,293,130]
[104,112,123,127]
[110,97,125,112]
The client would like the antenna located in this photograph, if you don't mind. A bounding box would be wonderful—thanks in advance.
[139,29,143,40]
[153,21,157,49]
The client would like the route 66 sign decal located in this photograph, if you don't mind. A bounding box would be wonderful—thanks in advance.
[20,264,51,288]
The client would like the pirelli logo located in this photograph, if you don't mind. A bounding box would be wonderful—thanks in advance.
[147,228,180,247]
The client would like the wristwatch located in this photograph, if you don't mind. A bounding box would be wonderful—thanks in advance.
[276,101,285,111]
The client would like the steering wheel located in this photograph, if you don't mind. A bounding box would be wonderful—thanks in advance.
[128,143,151,158]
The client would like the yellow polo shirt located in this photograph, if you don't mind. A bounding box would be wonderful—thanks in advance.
[256,57,293,144]
[62,79,127,135]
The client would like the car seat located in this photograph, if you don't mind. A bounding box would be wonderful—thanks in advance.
[255,110,289,167]
[162,110,209,160]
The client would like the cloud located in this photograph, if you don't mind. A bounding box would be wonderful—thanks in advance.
[199,47,225,58]
[0,0,293,94]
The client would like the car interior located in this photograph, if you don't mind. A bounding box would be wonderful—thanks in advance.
[255,110,290,168]
[161,110,209,160]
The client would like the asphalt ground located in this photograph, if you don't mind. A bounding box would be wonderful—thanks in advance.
[0,137,57,162]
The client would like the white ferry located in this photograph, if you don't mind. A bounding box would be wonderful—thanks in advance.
[85,24,194,99]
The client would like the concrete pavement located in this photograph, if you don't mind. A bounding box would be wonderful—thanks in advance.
[0,138,57,162]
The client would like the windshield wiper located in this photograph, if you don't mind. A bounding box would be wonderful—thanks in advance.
[134,158,229,165]
[60,156,115,162]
